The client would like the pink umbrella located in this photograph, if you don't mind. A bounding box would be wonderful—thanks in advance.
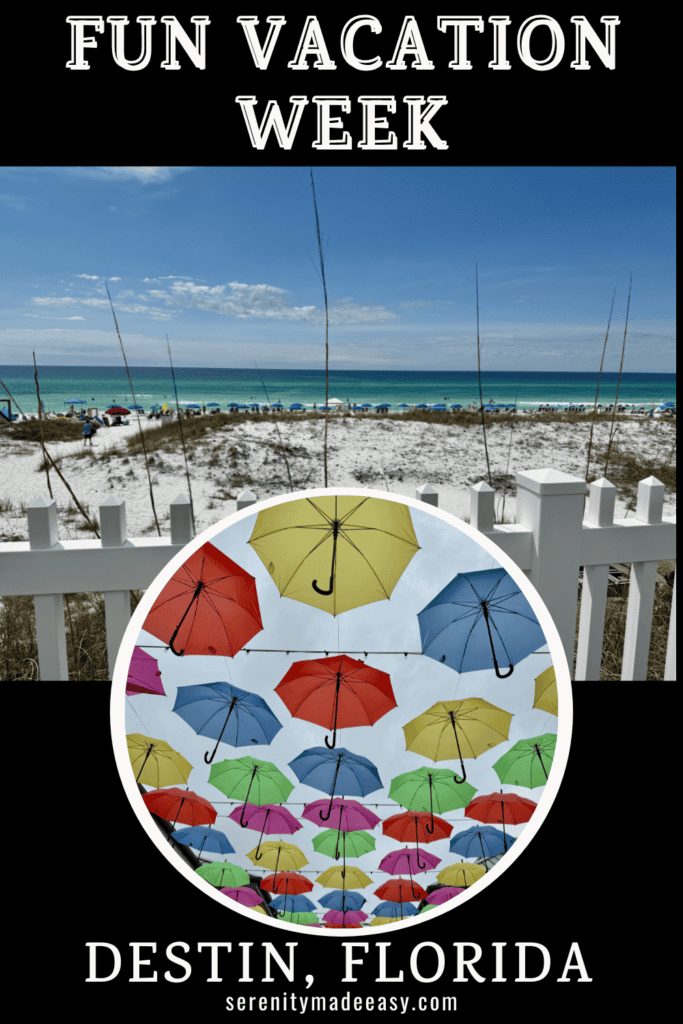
[425,886,464,905]
[302,798,381,831]
[126,646,166,696]
[220,886,264,907]
[378,846,441,892]
[323,909,368,925]
[228,802,302,860]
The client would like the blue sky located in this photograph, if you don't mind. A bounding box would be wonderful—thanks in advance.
[0,165,675,371]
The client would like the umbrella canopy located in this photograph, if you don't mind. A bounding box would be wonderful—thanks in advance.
[229,802,301,860]
[403,698,513,783]
[248,495,419,616]
[375,878,427,902]
[493,733,556,787]
[425,886,464,904]
[65,398,86,404]
[533,666,558,715]
[388,766,476,832]
[318,889,366,911]
[449,825,514,861]
[378,848,441,890]
[142,786,216,828]
[373,900,419,919]
[316,865,372,889]
[271,893,317,914]
[465,792,537,850]
[245,841,308,875]
[281,911,320,924]
[207,402,220,406]
[323,909,368,924]
[289,746,382,823]
[126,646,165,696]
[450,404,463,410]
[196,861,250,887]
[271,403,284,409]
[289,403,304,410]
[128,404,144,411]
[105,406,131,415]
[397,403,409,409]
[430,404,447,411]
[382,812,451,871]
[260,871,313,895]
[221,886,264,907]
[185,403,201,409]
[173,680,282,764]
[277,656,396,749]
[437,862,486,888]
[312,828,375,862]
[143,541,263,657]
[418,566,546,678]
[369,915,402,925]
[302,798,381,832]
[171,825,234,856]
[126,734,193,787]
[208,756,294,826]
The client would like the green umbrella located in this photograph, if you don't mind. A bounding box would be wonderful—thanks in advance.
[195,861,250,888]
[419,903,438,913]
[388,766,477,833]
[492,734,556,787]
[313,828,376,861]
[208,756,294,826]
[278,910,319,924]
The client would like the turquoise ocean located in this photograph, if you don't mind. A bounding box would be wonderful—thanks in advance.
[0,366,676,416]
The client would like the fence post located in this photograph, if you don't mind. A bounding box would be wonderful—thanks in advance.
[621,476,664,680]
[236,489,257,511]
[416,484,438,507]
[100,496,131,678]
[664,569,676,681]
[28,498,69,680]
[574,478,615,680]
[470,481,495,533]
[515,469,587,674]
[170,494,194,546]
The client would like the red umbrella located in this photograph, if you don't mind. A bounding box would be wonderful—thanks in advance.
[383,811,452,868]
[142,786,216,827]
[260,872,313,896]
[374,877,427,902]
[105,406,131,415]
[276,655,396,748]
[143,542,263,657]
[465,791,537,850]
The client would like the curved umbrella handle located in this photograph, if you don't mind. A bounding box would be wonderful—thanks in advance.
[324,674,342,749]
[494,662,514,678]
[449,712,467,783]
[415,820,426,870]
[312,577,334,596]
[239,768,258,827]
[168,581,204,657]
[254,809,270,859]
[168,632,185,657]
[312,521,339,596]
[425,775,435,834]
[481,600,514,678]
[204,698,238,764]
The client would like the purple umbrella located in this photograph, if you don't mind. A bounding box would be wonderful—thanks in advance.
[229,802,301,860]
[220,886,264,907]
[379,846,441,892]
[126,645,165,696]
[323,909,369,925]
[302,798,381,832]
[425,886,464,905]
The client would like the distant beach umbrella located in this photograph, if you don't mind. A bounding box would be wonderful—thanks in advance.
[65,398,86,404]
[450,404,463,410]
[129,404,144,410]
[105,406,131,415]
[360,403,372,409]
[430,404,447,411]
[416,403,428,409]
[185,403,201,409]
[206,402,220,407]
[271,403,284,409]
[289,403,304,410]
[397,403,409,409]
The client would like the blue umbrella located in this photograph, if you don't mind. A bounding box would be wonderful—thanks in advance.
[319,889,366,911]
[397,403,409,409]
[271,403,284,409]
[173,681,283,764]
[237,404,249,409]
[288,746,382,825]
[289,403,304,410]
[418,567,546,679]
[375,403,391,409]
[250,403,260,408]
[207,402,220,407]
[129,404,144,411]
[449,825,513,862]
[65,398,86,404]
[186,403,200,409]
[430,404,447,411]
[271,893,317,914]
[374,900,419,919]
[416,403,428,409]
[450,404,463,410]
[360,403,372,409]
[172,825,235,857]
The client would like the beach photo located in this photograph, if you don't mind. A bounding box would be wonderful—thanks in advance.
[0,165,676,683]
[112,489,570,932]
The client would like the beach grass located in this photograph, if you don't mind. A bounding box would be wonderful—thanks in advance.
[5,418,83,443]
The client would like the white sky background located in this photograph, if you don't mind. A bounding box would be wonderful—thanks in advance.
[124,501,556,920]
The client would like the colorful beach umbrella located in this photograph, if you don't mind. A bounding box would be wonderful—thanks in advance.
[126,734,192,788]
[248,495,419,615]
[208,756,294,827]
[171,825,234,857]
[403,698,513,783]
[143,542,263,657]
[228,802,301,860]
[288,746,383,816]
[276,656,396,749]
[126,645,166,697]
[142,786,216,828]
[493,733,557,787]
[388,766,476,833]
[418,567,546,678]
[172,681,282,763]
[105,406,130,415]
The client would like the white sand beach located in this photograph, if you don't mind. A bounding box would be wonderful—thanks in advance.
[0,411,675,542]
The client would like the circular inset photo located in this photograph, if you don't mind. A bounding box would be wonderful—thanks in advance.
[112,489,571,934]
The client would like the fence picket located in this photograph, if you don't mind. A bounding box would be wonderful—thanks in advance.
[575,479,616,680]
[27,499,68,681]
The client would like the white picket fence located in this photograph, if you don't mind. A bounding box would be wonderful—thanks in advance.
[0,468,676,681]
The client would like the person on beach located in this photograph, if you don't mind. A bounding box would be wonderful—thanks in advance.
[83,420,94,446]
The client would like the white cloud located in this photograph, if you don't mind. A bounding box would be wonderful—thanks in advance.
[25,314,86,321]
[76,273,100,280]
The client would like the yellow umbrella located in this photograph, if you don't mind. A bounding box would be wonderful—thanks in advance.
[403,698,513,784]
[126,733,193,787]
[251,905,268,915]
[437,862,486,887]
[316,865,373,889]
[533,666,558,716]
[246,841,308,874]
[368,917,401,926]
[248,495,420,616]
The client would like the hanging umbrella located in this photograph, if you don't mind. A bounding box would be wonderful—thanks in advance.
[436,862,486,888]
[533,666,558,715]
[228,802,301,860]
[419,905,438,914]
[425,886,464,904]
[378,847,441,894]
[280,911,320,924]
[302,798,380,832]
[245,841,308,885]
[373,899,419,920]
[318,890,366,912]
[382,812,451,871]
[449,825,513,862]
[288,746,383,817]
[248,495,419,615]
[277,656,396,748]
[493,734,557,787]
[388,766,476,833]
[465,792,537,850]
[312,829,375,862]
[126,734,192,788]
[260,871,313,895]
[196,861,250,888]
[221,886,264,907]
[316,865,372,889]
[143,542,263,657]
[271,893,316,915]
[403,698,513,783]
[369,915,402,925]
[172,825,234,857]
[375,878,427,902]
[418,566,546,678]
[172,681,282,763]
[323,909,368,925]
[208,756,294,827]
[142,786,216,828]
[126,647,166,696]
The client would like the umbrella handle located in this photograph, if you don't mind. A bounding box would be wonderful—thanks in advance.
[494,662,514,678]
[481,600,514,678]
[168,581,204,657]
[324,674,342,749]
[239,768,258,827]
[204,698,237,764]
[312,521,338,596]
[425,776,435,834]
[415,820,426,870]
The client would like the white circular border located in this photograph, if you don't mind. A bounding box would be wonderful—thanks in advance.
[111,487,572,937]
